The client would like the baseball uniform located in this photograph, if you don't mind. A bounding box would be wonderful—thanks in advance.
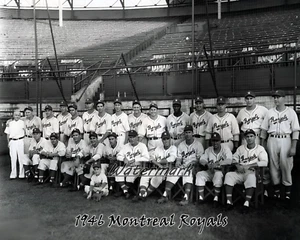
[88,142,105,176]
[56,112,71,143]
[190,110,212,147]
[84,173,109,196]
[90,113,112,146]
[82,110,98,144]
[28,137,49,166]
[128,112,148,138]
[42,116,59,139]
[64,116,84,137]
[111,112,130,145]
[167,112,190,146]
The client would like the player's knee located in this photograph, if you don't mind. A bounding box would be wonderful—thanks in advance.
[224,172,235,186]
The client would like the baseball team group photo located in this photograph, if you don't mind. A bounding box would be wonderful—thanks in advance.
[1,0,300,240]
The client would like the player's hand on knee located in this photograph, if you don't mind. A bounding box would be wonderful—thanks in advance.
[288,148,296,157]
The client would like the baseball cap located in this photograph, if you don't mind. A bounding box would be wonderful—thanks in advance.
[114,98,122,105]
[71,128,81,135]
[149,102,158,109]
[93,161,101,169]
[244,129,256,136]
[59,101,68,107]
[211,132,221,141]
[128,130,138,137]
[32,128,41,134]
[173,99,181,106]
[89,131,98,139]
[96,100,105,106]
[195,96,204,104]
[24,106,33,112]
[68,103,77,110]
[50,132,58,139]
[161,131,171,139]
[132,100,141,107]
[245,91,256,98]
[216,96,226,104]
[272,90,285,97]
[107,132,118,139]
[44,105,53,111]
[85,98,93,104]
[184,125,193,132]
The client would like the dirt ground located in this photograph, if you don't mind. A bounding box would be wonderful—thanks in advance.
[1,155,300,240]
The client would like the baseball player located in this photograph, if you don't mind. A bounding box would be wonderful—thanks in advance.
[260,90,299,202]
[41,105,59,140]
[196,132,232,205]
[206,96,240,152]
[28,128,49,179]
[115,130,150,199]
[85,161,109,202]
[224,129,268,210]
[60,128,90,188]
[23,106,42,179]
[138,131,177,202]
[64,103,83,140]
[82,98,98,145]
[143,102,167,152]
[167,99,190,146]
[90,100,112,146]
[189,96,212,148]
[111,98,130,145]
[36,132,66,185]
[5,110,26,179]
[56,101,71,145]
[128,100,148,144]
[237,91,268,145]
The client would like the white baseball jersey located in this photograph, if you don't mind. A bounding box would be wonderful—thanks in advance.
[237,105,268,133]
[5,119,25,139]
[65,116,84,136]
[167,112,190,138]
[82,110,98,133]
[56,113,71,134]
[143,115,167,138]
[89,142,105,161]
[42,117,59,138]
[190,110,212,136]
[206,113,240,141]
[103,141,123,157]
[90,113,112,135]
[66,138,90,158]
[44,140,66,157]
[261,107,300,134]
[111,112,130,135]
[177,139,204,166]
[24,116,42,137]
[128,112,148,136]
[90,173,108,190]
[233,144,268,170]
[150,145,177,166]
[200,145,232,170]
[29,137,48,153]
[117,142,150,166]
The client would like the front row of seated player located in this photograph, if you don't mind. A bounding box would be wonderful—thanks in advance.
[25,125,268,209]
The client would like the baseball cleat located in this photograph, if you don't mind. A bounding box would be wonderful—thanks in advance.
[157,197,168,204]
[125,192,131,199]
[179,199,189,206]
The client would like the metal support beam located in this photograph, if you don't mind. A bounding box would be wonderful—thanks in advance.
[119,0,125,9]
[166,0,170,7]
[67,0,73,9]
[14,0,20,8]
[84,0,94,8]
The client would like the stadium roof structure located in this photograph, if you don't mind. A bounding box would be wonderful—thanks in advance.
[0,0,198,9]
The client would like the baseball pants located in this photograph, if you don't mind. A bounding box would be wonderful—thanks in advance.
[115,166,140,183]
[8,139,25,178]
[147,139,163,152]
[196,170,224,187]
[221,141,234,152]
[224,170,256,188]
[84,186,109,196]
[38,157,59,171]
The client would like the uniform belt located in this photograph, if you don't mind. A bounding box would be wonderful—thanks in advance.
[84,131,90,134]
[171,137,181,140]
[193,134,204,138]
[97,134,103,137]
[270,134,289,138]
[221,140,231,143]
[59,132,64,134]
[9,136,24,141]
[25,135,32,138]
[148,137,160,140]
[45,137,49,140]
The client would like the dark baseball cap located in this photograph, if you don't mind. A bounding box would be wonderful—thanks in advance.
[71,128,81,135]
[244,129,256,136]
[114,98,122,105]
[184,125,193,132]
[93,161,101,169]
[44,105,53,111]
[89,131,98,139]
[59,101,68,107]
[107,132,118,138]
[173,99,181,106]
[24,106,33,112]
[211,132,221,141]
[32,128,41,134]
[216,96,226,104]
[132,100,141,107]
[96,100,105,106]
[245,91,256,98]
[149,102,158,109]
[272,90,285,97]
[195,96,204,103]
[161,131,171,139]
[85,98,93,104]
[68,103,77,110]
[128,130,138,137]
[50,132,58,139]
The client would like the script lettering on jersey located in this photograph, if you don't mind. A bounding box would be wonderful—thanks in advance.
[213,121,229,131]
[35,146,43,152]
[84,117,94,125]
[129,120,142,129]
[69,122,77,130]
[94,182,103,187]
[112,119,122,127]
[181,149,196,159]
[243,114,259,125]
[26,124,37,130]
[72,148,81,154]
[270,115,288,125]
[147,123,162,132]
[157,153,171,163]
[208,156,224,165]
[126,150,141,159]
[59,119,68,126]
[240,154,257,164]
[192,119,206,128]
[170,121,183,128]
[42,122,52,128]
[96,120,106,128]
